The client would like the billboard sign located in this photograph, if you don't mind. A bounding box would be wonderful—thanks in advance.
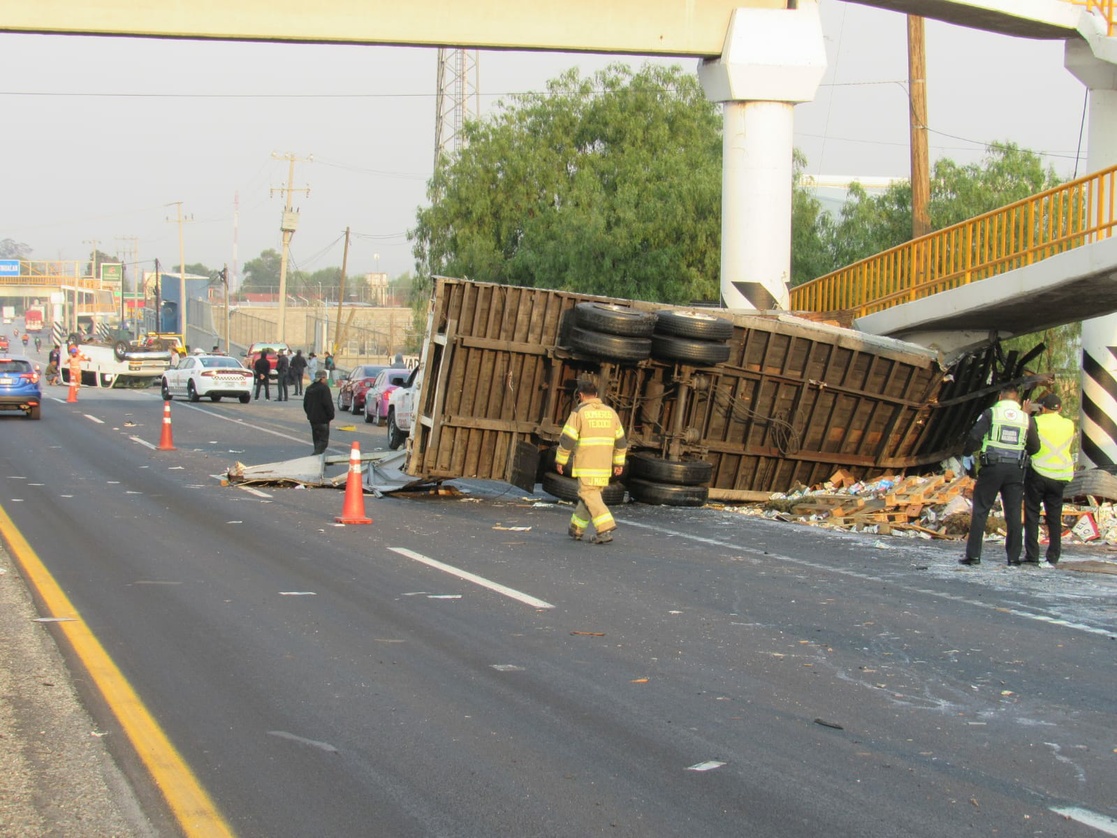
[0,260,20,276]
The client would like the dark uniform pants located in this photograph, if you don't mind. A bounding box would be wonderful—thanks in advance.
[254,376,270,400]
[966,461,1026,563]
[1024,470,1068,563]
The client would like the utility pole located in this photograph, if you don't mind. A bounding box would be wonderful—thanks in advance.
[165,202,193,340]
[270,152,311,343]
[219,264,230,354]
[81,239,99,334]
[116,235,139,329]
[908,15,931,239]
[333,227,351,356]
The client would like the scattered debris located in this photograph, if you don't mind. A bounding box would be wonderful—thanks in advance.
[570,631,606,637]
[716,465,1117,549]
[492,524,531,532]
[814,718,845,730]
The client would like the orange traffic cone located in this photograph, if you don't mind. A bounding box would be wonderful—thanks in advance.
[66,380,78,403]
[157,401,176,450]
[335,441,372,524]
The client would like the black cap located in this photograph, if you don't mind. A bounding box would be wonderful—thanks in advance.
[1040,393,1062,410]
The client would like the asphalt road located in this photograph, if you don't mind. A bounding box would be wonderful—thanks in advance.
[1,383,1115,837]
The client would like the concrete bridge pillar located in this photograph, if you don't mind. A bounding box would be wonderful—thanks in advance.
[1066,41,1117,467]
[698,2,826,311]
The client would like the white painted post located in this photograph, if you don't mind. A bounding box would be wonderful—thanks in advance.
[698,2,826,311]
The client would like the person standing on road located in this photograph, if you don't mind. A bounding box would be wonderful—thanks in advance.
[324,352,336,383]
[66,346,88,388]
[290,349,307,395]
[959,384,1040,566]
[275,349,290,402]
[303,369,335,455]
[555,380,628,544]
[253,352,272,401]
[307,353,319,383]
[1023,392,1075,566]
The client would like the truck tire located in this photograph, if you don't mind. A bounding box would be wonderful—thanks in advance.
[113,340,130,362]
[388,408,407,450]
[650,334,731,366]
[574,302,657,337]
[568,327,651,363]
[654,310,734,341]
[627,453,712,487]
[540,471,626,505]
[626,477,708,507]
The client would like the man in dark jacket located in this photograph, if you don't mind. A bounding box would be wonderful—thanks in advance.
[289,349,307,395]
[303,369,336,454]
[253,353,272,400]
[275,350,290,402]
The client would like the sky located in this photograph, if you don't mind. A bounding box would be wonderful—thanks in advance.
[0,1,1088,287]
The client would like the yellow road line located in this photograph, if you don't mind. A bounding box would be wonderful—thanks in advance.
[0,503,235,837]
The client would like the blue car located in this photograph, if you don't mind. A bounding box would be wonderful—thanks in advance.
[0,356,42,419]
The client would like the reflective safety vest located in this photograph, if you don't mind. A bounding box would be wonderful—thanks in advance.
[555,397,627,486]
[980,399,1029,463]
[1031,412,1075,481]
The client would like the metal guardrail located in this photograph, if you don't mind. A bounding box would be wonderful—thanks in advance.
[789,163,1117,320]
[1069,0,1116,35]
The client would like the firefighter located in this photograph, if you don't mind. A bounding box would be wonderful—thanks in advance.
[959,384,1040,566]
[66,346,88,388]
[555,380,628,544]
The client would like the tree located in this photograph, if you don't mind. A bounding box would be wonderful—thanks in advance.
[809,142,1064,276]
[0,239,30,259]
[412,63,723,305]
[241,249,283,291]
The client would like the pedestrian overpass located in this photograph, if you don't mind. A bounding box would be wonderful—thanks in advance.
[789,164,1117,358]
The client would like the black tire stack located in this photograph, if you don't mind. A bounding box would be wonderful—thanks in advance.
[650,310,733,366]
[567,303,657,363]
[540,470,627,506]
[625,452,711,507]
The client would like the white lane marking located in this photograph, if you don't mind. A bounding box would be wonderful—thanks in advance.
[1049,807,1117,836]
[622,520,1116,640]
[83,414,104,424]
[157,397,341,450]
[686,760,727,772]
[279,591,316,596]
[130,436,156,450]
[389,547,554,610]
[267,730,338,753]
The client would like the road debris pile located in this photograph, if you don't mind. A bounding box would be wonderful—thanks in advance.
[718,466,1117,549]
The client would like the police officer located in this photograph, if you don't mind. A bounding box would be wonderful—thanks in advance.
[1023,393,1074,566]
[959,384,1040,566]
[555,380,627,544]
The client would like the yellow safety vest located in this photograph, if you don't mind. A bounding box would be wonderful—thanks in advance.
[1031,412,1074,481]
[980,399,1029,463]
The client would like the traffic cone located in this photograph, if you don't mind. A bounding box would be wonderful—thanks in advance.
[157,401,176,450]
[335,441,372,524]
[65,379,78,403]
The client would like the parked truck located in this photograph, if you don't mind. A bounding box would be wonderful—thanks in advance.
[396,277,1048,504]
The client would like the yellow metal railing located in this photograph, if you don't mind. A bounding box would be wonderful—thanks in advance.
[789,164,1117,320]
[1069,0,1116,35]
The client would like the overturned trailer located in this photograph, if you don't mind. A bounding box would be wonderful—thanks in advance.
[402,277,1047,502]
